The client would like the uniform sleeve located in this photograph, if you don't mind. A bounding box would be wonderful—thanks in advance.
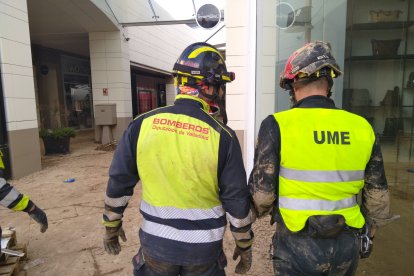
[218,128,253,249]
[0,176,33,212]
[248,116,279,218]
[103,121,141,227]
[361,136,398,229]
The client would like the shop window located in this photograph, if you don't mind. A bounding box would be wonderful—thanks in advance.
[344,0,414,162]
[137,89,154,113]
[133,73,167,116]
[63,75,93,129]
[273,0,347,112]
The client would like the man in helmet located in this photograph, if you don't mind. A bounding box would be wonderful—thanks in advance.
[102,42,254,275]
[0,152,48,252]
[249,41,397,275]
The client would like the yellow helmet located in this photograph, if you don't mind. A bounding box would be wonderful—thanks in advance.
[173,42,235,86]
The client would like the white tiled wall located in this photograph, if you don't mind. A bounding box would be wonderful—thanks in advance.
[127,25,202,73]
[0,0,38,131]
[90,25,191,119]
[256,0,277,124]
[89,31,132,118]
[225,0,256,167]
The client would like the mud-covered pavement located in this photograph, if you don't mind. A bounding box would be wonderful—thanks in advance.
[1,131,413,275]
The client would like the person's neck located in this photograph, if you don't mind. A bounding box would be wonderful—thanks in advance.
[294,87,327,102]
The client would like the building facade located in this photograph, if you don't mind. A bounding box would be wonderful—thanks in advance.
[0,0,216,178]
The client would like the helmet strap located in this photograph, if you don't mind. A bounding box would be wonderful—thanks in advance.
[178,73,228,124]
[285,82,297,106]
[216,84,228,125]
[326,76,333,98]
[199,84,228,124]
[289,89,297,107]
[199,88,217,101]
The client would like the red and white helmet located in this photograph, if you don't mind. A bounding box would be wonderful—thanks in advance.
[279,41,342,90]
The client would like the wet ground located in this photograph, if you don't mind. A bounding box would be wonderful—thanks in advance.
[0,131,413,275]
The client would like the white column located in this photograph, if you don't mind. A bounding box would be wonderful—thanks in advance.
[226,0,257,171]
[89,31,132,141]
[256,0,277,123]
[0,0,41,177]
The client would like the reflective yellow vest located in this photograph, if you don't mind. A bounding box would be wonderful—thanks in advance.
[136,95,228,244]
[137,95,222,213]
[274,108,375,232]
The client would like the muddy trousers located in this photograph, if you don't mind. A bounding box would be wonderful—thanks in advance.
[133,248,226,276]
[272,225,360,276]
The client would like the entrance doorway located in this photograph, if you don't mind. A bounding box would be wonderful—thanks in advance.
[63,74,93,129]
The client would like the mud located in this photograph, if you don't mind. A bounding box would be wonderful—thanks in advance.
[0,131,412,275]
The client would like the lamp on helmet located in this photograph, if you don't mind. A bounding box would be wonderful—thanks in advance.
[172,42,235,86]
[279,41,342,90]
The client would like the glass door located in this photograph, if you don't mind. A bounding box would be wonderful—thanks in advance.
[63,74,93,129]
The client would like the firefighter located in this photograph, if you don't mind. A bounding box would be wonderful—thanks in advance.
[0,153,48,249]
[102,42,254,275]
[249,41,398,275]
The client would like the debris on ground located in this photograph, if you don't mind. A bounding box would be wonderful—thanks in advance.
[0,227,27,275]
[95,140,118,152]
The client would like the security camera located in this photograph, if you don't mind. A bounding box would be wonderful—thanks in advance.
[125,37,130,42]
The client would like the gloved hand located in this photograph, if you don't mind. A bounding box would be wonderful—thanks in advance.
[103,224,127,255]
[232,246,252,274]
[28,205,48,233]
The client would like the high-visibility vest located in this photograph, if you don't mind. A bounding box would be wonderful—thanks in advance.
[274,108,375,232]
[137,95,226,244]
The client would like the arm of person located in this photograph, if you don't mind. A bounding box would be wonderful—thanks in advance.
[361,136,400,237]
[103,121,141,254]
[248,116,279,219]
[0,176,48,232]
[218,127,253,274]
[103,121,141,227]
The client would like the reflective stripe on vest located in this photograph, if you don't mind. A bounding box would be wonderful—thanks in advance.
[140,200,225,220]
[279,196,357,211]
[141,219,225,243]
[274,108,375,232]
[279,166,365,182]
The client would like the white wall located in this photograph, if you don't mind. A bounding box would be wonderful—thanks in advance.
[226,0,256,170]
[89,31,132,118]
[0,0,41,178]
[256,0,277,132]
[127,25,212,73]
[0,0,38,131]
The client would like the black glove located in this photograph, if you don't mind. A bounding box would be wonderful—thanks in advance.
[103,224,127,255]
[28,205,48,233]
[232,246,252,274]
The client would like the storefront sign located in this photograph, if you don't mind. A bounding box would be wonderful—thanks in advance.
[61,56,90,75]
[196,4,221,29]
